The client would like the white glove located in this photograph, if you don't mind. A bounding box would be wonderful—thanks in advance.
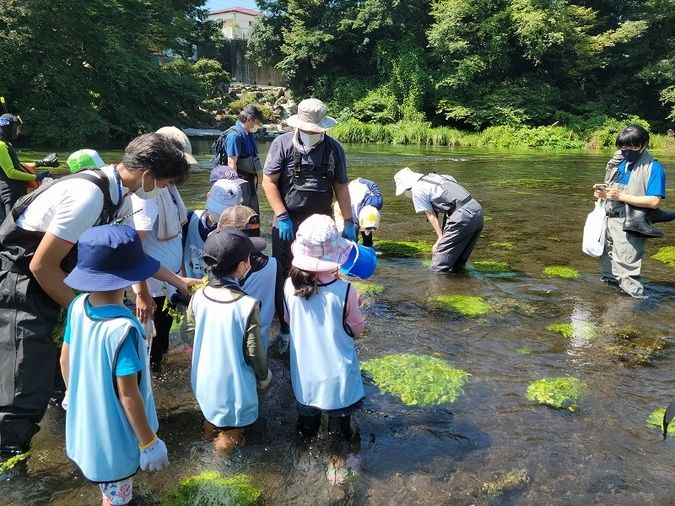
[139,436,168,471]
[276,332,290,354]
[61,390,69,411]
[258,369,273,390]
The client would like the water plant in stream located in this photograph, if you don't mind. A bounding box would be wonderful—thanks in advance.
[373,239,434,258]
[163,471,261,506]
[480,469,530,500]
[547,322,595,340]
[651,246,675,267]
[604,326,666,367]
[429,294,490,317]
[543,266,581,279]
[350,280,384,296]
[361,354,470,406]
[489,241,514,251]
[0,451,30,474]
[526,376,585,411]
[647,408,675,435]
[468,260,517,278]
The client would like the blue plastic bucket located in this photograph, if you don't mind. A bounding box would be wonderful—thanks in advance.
[340,242,377,279]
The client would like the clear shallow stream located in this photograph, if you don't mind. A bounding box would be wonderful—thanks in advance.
[2,144,674,505]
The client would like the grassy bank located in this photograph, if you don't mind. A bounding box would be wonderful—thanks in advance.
[330,119,675,151]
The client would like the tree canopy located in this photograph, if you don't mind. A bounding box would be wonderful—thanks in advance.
[0,0,225,145]
[248,0,675,132]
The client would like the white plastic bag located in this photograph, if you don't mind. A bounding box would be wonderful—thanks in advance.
[582,200,607,257]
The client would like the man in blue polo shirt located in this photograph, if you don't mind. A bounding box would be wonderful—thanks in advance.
[212,104,264,214]
[594,124,667,298]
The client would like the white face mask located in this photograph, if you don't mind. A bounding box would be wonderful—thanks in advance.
[238,260,251,282]
[134,172,165,200]
[299,131,324,147]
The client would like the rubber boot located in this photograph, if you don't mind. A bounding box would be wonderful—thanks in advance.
[297,413,321,439]
[623,205,663,238]
[646,208,675,224]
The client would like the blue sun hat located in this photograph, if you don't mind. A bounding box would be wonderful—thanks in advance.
[64,225,160,291]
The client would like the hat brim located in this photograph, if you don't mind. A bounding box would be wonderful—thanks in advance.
[250,237,266,251]
[286,115,337,133]
[395,173,423,196]
[64,255,160,291]
[290,240,353,272]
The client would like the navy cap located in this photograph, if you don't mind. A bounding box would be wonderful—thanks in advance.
[64,225,160,291]
[242,104,264,123]
[203,227,257,272]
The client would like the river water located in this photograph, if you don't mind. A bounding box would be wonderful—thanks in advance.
[2,144,674,505]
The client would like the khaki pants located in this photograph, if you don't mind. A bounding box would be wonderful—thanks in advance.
[599,217,647,297]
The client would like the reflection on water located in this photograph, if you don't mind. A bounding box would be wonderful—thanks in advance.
[3,145,675,504]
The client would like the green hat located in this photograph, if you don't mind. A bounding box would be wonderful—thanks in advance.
[66,149,106,173]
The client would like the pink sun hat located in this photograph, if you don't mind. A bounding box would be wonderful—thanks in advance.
[291,214,353,272]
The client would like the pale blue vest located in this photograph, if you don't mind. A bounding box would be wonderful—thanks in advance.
[284,278,365,410]
[190,285,260,427]
[183,210,209,279]
[241,256,278,350]
[65,294,158,482]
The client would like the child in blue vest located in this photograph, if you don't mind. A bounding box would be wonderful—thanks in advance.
[285,214,366,438]
[60,224,168,506]
[217,205,290,352]
[188,227,272,453]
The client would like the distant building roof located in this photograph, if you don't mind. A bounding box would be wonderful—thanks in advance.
[209,6,259,17]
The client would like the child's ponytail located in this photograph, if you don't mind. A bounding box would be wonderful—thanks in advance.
[290,266,319,299]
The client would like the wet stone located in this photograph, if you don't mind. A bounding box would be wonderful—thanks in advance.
[603,326,666,367]
[480,468,530,501]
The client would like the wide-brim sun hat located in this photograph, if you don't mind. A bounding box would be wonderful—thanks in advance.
[394,167,424,196]
[156,126,199,167]
[286,98,337,133]
[291,214,353,272]
[64,224,160,291]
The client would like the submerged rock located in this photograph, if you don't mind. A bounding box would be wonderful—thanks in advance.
[361,353,470,406]
[651,246,675,267]
[481,468,530,500]
[373,239,434,258]
[526,376,585,411]
[604,326,666,367]
[163,471,262,506]
[543,266,581,279]
[429,294,490,317]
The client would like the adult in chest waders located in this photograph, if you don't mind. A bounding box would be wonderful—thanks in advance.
[262,99,357,276]
[394,167,484,272]
[594,124,667,298]
[0,133,191,456]
[212,104,264,216]
[0,113,55,223]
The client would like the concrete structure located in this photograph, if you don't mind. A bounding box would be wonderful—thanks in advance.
[206,6,284,86]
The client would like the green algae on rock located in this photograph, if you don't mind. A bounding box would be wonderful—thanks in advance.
[350,280,384,296]
[526,376,585,411]
[489,241,514,251]
[651,246,675,267]
[361,353,470,406]
[604,326,666,367]
[429,294,490,317]
[163,471,261,506]
[543,266,581,279]
[547,322,595,340]
[647,408,675,435]
[373,239,434,258]
[468,260,517,279]
[0,451,30,474]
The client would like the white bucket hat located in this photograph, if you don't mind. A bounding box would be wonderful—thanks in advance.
[156,126,199,167]
[286,98,337,133]
[394,167,424,196]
